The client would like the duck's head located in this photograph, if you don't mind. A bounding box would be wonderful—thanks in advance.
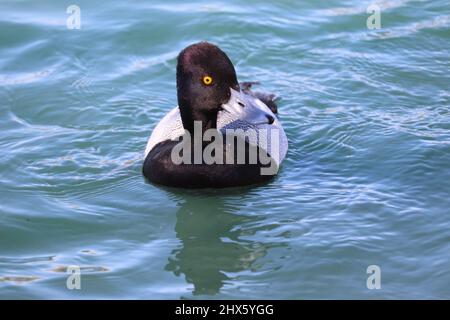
[176,42,240,133]
[177,42,276,135]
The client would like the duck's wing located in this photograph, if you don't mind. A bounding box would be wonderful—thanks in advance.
[218,88,288,166]
[240,82,279,115]
[144,107,184,158]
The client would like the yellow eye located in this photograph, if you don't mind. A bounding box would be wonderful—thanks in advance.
[203,76,213,86]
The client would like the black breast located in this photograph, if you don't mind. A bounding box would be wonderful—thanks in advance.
[143,136,277,188]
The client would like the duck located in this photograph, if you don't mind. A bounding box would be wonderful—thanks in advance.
[143,42,288,188]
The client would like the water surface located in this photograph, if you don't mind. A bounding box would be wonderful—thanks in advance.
[1,0,449,299]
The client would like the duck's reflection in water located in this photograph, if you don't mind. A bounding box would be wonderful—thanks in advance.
[165,192,277,296]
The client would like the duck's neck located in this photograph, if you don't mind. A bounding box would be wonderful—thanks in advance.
[180,107,218,137]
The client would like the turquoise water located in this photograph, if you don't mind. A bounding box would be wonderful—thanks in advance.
[1,0,449,299]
